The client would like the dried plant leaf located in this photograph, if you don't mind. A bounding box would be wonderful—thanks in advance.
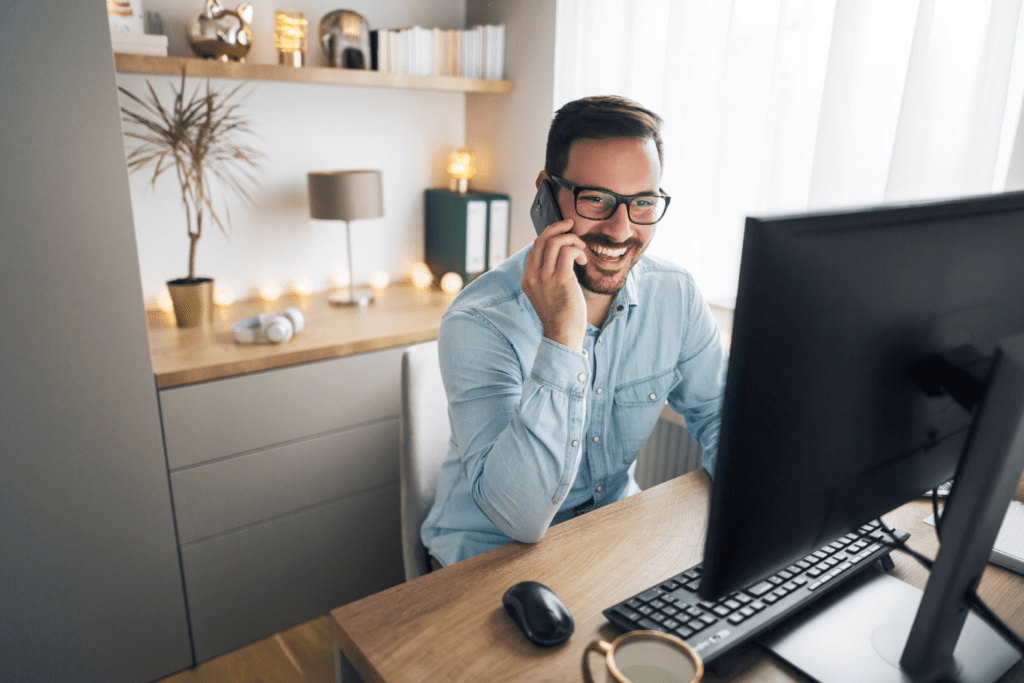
[118,67,264,279]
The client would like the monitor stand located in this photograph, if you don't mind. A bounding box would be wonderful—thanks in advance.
[760,334,1024,683]
[758,567,1021,683]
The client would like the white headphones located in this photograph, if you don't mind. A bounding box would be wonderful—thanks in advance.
[233,307,306,344]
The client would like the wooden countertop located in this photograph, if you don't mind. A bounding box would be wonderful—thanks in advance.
[147,285,456,389]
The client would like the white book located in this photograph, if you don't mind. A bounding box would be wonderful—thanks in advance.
[924,499,1024,575]
[111,32,167,55]
[107,0,145,33]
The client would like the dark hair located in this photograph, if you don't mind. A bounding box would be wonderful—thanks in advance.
[544,95,664,178]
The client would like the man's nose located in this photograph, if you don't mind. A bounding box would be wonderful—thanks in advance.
[602,202,634,243]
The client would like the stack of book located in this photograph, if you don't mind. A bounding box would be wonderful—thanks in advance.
[110,32,168,56]
[371,24,505,80]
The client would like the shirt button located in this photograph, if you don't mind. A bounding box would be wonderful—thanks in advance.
[596,388,603,394]
[578,373,586,382]
[593,436,600,443]
[650,393,657,400]
[572,440,579,447]
[597,336,603,343]
[617,305,625,312]
[596,485,603,493]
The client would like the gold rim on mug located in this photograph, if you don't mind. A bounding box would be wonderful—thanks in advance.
[582,630,704,683]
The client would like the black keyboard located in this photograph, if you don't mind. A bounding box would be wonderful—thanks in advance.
[603,520,909,664]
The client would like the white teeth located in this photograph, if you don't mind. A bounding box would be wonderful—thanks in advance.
[590,244,627,258]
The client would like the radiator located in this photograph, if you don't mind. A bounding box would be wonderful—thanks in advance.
[634,416,704,490]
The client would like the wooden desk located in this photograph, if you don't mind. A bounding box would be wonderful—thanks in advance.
[329,470,1024,683]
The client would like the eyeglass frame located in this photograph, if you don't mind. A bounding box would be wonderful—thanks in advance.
[548,174,671,225]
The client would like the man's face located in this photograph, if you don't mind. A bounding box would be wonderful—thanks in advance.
[555,137,662,295]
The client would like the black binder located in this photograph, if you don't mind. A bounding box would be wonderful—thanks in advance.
[424,189,511,283]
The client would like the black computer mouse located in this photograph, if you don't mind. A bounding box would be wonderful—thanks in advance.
[502,580,574,647]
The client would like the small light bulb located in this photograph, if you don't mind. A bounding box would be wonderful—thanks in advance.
[410,262,433,290]
[288,276,314,297]
[214,284,235,307]
[328,268,350,290]
[370,270,390,290]
[150,293,174,313]
[440,272,463,295]
[257,280,282,302]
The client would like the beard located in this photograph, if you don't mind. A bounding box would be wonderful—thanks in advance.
[573,234,647,295]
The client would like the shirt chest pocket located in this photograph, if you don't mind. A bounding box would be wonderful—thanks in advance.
[612,366,682,464]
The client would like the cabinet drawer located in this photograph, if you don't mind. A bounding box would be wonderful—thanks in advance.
[180,483,403,663]
[171,418,399,544]
[160,346,404,469]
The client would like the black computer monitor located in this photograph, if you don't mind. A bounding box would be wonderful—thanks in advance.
[700,190,1024,682]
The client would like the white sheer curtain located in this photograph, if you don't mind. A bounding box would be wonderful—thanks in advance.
[554,0,1024,303]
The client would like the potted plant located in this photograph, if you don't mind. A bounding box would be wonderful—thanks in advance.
[119,69,262,327]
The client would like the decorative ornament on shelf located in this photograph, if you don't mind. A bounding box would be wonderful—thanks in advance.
[188,0,254,62]
[409,262,433,290]
[319,10,371,69]
[119,69,263,328]
[447,148,477,194]
[440,272,464,295]
[275,11,308,66]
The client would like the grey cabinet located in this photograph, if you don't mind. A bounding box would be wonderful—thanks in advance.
[160,347,407,662]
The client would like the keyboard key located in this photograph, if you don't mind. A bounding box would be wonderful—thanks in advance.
[637,606,654,616]
[724,599,741,610]
[750,601,766,611]
[638,587,664,602]
[699,614,717,626]
[808,581,823,591]
[740,606,755,618]
[782,582,797,592]
[748,581,774,596]
[661,580,680,591]
[662,606,679,617]
[728,613,746,625]
[685,607,703,619]
[674,625,693,639]
[778,570,793,580]
[650,600,666,610]
[650,613,666,624]
[792,576,809,586]
[772,586,789,598]
[638,618,663,631]
[684,580,700,592]
[768,576,783,586]
[762,594,779,604]
[712,605,731,617]
[796,559,811,570]
[734,593,752,604]
[625,598,642,609]
[663,619,681,630]
[613,606,642,623]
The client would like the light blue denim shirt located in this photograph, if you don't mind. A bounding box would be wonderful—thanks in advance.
[421,245,728,567]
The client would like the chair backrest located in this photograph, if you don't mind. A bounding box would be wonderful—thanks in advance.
[399,340,450,581]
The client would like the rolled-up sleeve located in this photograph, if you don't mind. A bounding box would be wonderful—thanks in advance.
[438,311,589,543]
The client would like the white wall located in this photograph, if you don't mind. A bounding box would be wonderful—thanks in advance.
[120,0,469,304]
[466,0,558,254]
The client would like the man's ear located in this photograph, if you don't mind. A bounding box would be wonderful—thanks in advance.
[535,170,550,189]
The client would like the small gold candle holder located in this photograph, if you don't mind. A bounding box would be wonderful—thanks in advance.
[275,11,307,66]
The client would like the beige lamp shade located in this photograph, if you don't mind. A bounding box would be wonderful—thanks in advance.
[307,170,384,221]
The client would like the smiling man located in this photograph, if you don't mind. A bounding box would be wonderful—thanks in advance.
[421,96,729,569]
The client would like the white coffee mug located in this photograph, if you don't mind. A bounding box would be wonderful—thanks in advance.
[582,630,703,683]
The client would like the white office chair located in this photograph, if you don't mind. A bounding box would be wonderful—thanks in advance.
[399,340,451,581]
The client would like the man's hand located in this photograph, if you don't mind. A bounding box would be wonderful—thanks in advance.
[522,218,588,351]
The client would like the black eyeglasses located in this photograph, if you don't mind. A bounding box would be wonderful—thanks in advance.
[549,175,671,225]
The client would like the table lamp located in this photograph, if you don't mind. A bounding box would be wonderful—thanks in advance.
[308,170,384,306]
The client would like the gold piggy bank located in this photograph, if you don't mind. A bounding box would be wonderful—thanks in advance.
[188,0,254,62]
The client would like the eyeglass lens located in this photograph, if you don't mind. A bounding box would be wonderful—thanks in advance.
[576,189,667,224]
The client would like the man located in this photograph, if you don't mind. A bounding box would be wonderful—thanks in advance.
[421,96,728,568]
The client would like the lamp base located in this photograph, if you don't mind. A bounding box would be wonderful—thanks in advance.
[329,288,374,307]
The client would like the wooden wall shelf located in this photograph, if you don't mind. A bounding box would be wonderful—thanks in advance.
[114,54,513,94]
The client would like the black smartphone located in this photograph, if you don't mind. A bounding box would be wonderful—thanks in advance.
[530,179,563,236]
